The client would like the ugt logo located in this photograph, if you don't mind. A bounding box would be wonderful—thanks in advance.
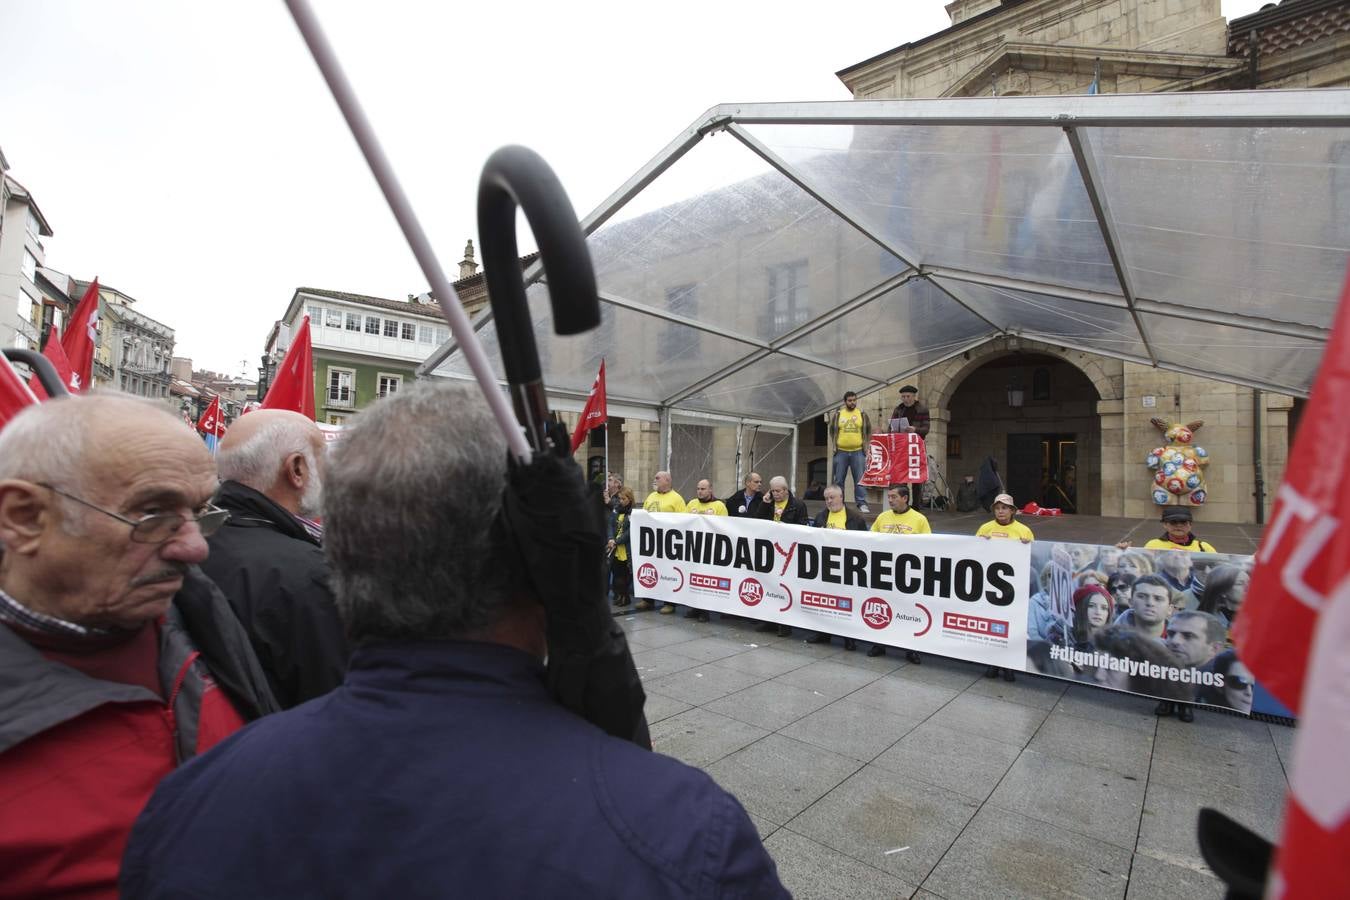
[636,563,659,590]
[864,441,891,482]
[861,597,892,630]
[738,577,764,607]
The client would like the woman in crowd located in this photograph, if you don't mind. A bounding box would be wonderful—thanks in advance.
[1105,571,1137,615]
[607,486,636,610]
[1198,563,1250,629]
[1071,584,1114,652]
[1195,650,1256,715]
[1116,549,1155,580]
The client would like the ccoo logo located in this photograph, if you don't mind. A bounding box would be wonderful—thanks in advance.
[636,563,659,590]
[861,597,892,630]
[739,577,764,607]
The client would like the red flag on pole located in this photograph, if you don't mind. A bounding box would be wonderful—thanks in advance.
[61,278,100,393]
[196,394,224,438]
[570,360,607,453]
[260,316,315,420]
[0,351,39,432]
[28,324,76,401]
[1233,264,1350,897]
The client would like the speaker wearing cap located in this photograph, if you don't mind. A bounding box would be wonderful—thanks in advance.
[974,492,1034,683]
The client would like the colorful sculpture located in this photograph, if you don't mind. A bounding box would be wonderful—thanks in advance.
[1144,417,1209,506]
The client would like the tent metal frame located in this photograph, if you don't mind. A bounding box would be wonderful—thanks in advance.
[420,89,1350,465]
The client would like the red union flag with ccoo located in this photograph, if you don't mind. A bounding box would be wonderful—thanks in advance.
[1234,264,1350,898]
[861,434,928,486]
[570,359,607,453]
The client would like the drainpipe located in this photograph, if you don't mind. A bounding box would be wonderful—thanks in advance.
[1252,388,1265,524]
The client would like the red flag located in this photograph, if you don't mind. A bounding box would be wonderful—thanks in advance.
[196,394,224,438]
[60,278,100,393]
[0,351,39,432]
[570,360,606,453]
[1234,264,1350,898]
[28,325,76,401]
[260,316,315,420]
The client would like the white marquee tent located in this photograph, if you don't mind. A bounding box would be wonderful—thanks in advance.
[422,90,1350,488]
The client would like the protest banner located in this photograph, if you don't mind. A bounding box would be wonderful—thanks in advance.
[630,515,1284,720]
[860,433,927,487]
[630,511,1029,669]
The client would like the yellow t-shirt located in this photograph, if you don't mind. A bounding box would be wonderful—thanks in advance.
[643,490,687,513]
[835,408,864,452]
[1143,537,1217,553]
[825,508,848,529]
[686,499,728,516]
[614,512,628,562]
[773,499,788,522]
[871,509,931,535]
[976,519,1035,542]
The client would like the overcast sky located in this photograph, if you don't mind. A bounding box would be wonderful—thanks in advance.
[1,0,1272,376]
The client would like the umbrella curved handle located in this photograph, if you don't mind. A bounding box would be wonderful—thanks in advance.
[478,145,599,451]
[4,348,69,398]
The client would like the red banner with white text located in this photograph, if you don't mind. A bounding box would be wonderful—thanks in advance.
[861,433,928,486]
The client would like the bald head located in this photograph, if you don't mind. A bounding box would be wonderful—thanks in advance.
[218,410,325,517]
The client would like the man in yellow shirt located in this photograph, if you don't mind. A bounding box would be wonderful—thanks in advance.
[637,472,686,613]
[686,480,728,517]
[642,471,686,514]
[806,486,864,651]
[871,486,932,536]
[975,493,1032,682]
[863,487,929,662]
[975,493,1035,543]
[829,391,872,514]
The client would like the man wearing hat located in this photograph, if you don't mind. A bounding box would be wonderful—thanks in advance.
[888,385,930,504]
[1141,507,1217,553]
[975,493,1033,681]
[975,493,1034,544]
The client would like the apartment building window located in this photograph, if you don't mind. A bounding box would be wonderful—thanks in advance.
[417,324,434,345]
[327,367,355,407]
[401,322,416,341]
[26,208,42,239]
[345,312,361,331]
[306,306,324,325]
[383,319,399,338]
[365,316,381,335]
[766,260,810,333]
[433,326,450,345]
[326,308,344,328]
[21,250,37,284]
[377,373,402,398]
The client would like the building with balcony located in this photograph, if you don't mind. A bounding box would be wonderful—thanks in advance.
[0,150,55,350]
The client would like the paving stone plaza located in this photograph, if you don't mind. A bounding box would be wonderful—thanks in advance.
[626,511,1291,899]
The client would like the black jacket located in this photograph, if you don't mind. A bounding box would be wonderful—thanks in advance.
[724,488,769,519]
[755,491,809,526]
[202,480,349,709]
[811,506,868,531]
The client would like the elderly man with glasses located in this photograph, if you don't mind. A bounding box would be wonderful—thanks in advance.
[0,394,276,899]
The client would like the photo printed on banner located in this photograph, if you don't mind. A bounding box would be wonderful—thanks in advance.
[1023,540,1257,715]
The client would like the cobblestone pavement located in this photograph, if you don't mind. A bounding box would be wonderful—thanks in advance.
[622,607,1290,899]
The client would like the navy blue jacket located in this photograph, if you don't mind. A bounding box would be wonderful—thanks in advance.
[122,639,786,899]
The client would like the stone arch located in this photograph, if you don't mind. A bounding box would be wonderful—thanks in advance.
[894,336,1121,516]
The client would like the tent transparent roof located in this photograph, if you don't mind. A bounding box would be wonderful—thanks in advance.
[426,90,1350,424]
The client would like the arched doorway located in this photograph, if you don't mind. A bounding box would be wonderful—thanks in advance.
[945,352,1102,514]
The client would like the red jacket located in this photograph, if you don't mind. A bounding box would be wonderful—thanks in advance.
[0,569,277,899]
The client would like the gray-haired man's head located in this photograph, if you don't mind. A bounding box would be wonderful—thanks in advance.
[323,381,514,644]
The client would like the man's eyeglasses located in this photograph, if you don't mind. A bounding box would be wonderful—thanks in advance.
[39,483,230,544]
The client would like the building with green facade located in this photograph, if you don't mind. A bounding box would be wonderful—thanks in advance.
[262,287,452,424]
